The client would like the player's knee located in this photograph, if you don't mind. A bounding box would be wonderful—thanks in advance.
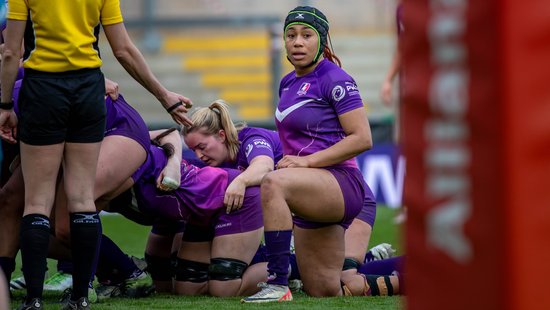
[208,258,248,297]
[260,173,284,197]
[174,258,209,283]
[306,282,342,297]
[208,257,248,281]
[144,253,175,282]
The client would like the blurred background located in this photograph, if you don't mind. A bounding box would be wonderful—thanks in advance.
[100,0,400,133]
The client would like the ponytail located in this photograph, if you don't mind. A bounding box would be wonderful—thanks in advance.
[323,46,342,67]
[181,99,240,162]
[151,128,177,157]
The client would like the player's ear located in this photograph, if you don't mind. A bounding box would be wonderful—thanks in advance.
[217,129,226,142]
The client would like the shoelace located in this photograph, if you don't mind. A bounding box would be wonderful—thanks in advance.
[253,282,278,297]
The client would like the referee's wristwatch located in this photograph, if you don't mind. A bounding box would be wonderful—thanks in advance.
[0,100,14,110]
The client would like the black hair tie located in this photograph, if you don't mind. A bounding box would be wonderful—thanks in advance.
[166,101,183,113]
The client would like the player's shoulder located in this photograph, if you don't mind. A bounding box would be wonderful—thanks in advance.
[239,127,271,140]
[316,60,354,84]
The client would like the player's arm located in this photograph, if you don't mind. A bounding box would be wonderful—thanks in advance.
[102,23,193,126]
[150,128,183,191]
[224,155,274,213]
[0,19,25,137]
[235,155,274,188]
[277,107,372,169]
[224,134,276,212]
[380,49,401,106]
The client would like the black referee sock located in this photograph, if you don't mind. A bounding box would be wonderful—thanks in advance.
[20,214,51,300]
[70,212,102,300]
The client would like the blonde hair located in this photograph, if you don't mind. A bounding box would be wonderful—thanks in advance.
[181,99,240,162]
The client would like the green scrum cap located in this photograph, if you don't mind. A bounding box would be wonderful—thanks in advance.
[284,6,329,63]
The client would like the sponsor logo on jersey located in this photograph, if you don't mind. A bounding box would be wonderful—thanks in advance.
[253,139,272,148]
[275,98,315,122]
[332,85,346,101]
[245,143,254,157]
[345,81,360,96]
[297,82,311,96]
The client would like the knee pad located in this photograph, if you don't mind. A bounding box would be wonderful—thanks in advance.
[208,258,248,281]
[175,258,209,283]
[144,254,173,281]
[342,258,361,271]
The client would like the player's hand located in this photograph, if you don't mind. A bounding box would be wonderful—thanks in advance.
[224,178,246,213]
[276,155,310,169]
[380,80,393,106]
[162,91,193,127]
[156,158,181,191]
[369,243,396,260]
[0,110,18,143]
[105,78,119,100]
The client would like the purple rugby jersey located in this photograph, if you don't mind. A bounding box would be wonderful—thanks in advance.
[103,94,150,154]
[233,127,283,170]
[134,145,232,226]
[275,59,364,168]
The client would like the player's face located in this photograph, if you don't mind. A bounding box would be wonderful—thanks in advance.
[184,130,228,167]
[285,25,319,73]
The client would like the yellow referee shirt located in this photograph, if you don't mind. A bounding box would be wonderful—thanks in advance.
[7,0,123,72]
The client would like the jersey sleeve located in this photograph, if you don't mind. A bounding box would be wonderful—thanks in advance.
[7,0,28,21]
[322,70,365,115]
[241,134,276,165]
[101,0,123,25]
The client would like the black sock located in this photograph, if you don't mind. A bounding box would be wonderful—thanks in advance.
[98,234,137,282]
[0,256,16,282]
[70,212,102,300]
[20,214,50,300]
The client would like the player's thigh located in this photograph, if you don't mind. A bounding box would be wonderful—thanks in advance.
[294,225,345,297]
[94,135,146,199]
[211,228,263,263]
[263,168,345,222]
[146,232,176,257]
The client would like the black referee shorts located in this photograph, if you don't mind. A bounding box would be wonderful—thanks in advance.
[18,68,106,145]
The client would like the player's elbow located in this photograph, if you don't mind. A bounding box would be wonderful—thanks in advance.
[362,135,373,151]
[2,48,19,62]
[355,130,373,153]
[112,48,132,64]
